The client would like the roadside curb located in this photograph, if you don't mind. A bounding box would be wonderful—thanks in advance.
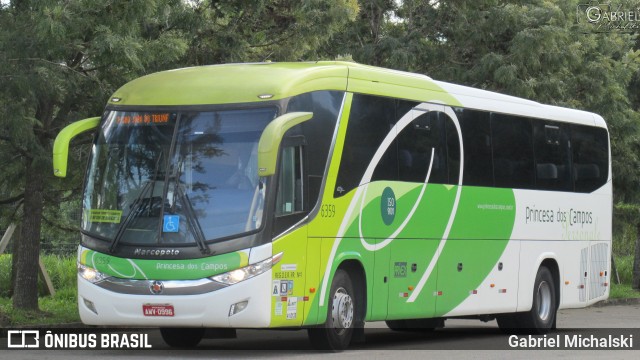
[592,297,640,307]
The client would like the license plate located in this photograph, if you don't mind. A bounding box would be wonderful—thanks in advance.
[143,304,174,317]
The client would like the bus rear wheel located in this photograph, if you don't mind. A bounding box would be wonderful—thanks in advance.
[308,269,356,351]
[497,266,557,334]
[160,327,205,348]
[519,266,557,333]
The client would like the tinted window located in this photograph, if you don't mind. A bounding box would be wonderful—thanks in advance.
[397,111,453,184]
[286,91,342,206]
[335,94,397,197]
[491,113,534,189]
[276,145,304,216]
[458,108,494,187]
[572,125,609,192]
[533,122,572,191]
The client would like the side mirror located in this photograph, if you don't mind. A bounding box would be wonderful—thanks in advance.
[257,112,313,177]
[53,117,100,178]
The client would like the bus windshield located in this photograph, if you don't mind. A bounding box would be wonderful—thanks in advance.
[82,107,277,248]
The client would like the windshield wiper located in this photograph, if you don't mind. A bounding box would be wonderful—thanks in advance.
[109,181,152,253]
[147,151,164,216]
[110,151,164,253]
[171,158,210,255]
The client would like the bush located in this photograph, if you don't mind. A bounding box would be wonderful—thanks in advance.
[0,254,10,298]
[613,255,634,285]
[613,203,639,257]
[39,255,76,294]
[0,254,76,298]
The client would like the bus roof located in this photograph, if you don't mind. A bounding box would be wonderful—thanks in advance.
[109,61,604,128]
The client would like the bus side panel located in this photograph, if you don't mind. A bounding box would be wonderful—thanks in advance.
[440,239,520,317]
[512,188,612,313]
[303,236,322,325]
[369,237,391,321]
[270,227,308,327]
[437,186,518,317]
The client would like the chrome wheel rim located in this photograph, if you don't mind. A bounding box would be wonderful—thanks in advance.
[536,280,552,321]
[331,287,354,334]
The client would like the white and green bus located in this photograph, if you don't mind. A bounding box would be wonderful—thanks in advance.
[54,62,612,350]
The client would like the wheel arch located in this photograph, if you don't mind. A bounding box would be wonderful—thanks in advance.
[518,252,560,312]
[335,258,367,327]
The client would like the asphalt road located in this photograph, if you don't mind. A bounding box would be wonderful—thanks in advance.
[2,302,640,359]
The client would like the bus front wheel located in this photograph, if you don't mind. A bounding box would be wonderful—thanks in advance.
[308,269,355,351]
[160,327,205,348]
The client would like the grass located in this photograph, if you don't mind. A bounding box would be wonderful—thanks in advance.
[610,282,640,299]
[609,255,640,299]
[0,288,79,326]
[0,254,80,326]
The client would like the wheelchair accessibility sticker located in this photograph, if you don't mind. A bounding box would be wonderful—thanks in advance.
[162,215,179,233]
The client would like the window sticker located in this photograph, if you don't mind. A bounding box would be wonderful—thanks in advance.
[162,215,180,233]
[85,209,123,223]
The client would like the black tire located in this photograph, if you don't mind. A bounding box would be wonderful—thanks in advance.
[496,313,520,334]
[160,327,205,348]
[386,318,442,332]
[517,266,557,334]
[308,269,356,351]
[385,319,408,331]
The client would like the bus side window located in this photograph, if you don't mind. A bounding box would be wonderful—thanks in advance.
[458,108,494,187]
[571,125,609,193]
[334,94,397,197]
[533,123,572,191]
[397,111,447,184]
[491,113,535,189]
[444,113,460,185]
[276,145,304,216]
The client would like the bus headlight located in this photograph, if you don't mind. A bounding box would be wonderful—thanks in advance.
[211,252,283,285]
[78,263,108,283]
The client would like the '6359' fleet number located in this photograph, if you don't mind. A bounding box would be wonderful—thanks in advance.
[320,204,336,218]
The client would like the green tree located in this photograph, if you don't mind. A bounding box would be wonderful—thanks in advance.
[0,0,190,310]
[325,0,640,202]
[0,0,359,312]
[184,0,359,64]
